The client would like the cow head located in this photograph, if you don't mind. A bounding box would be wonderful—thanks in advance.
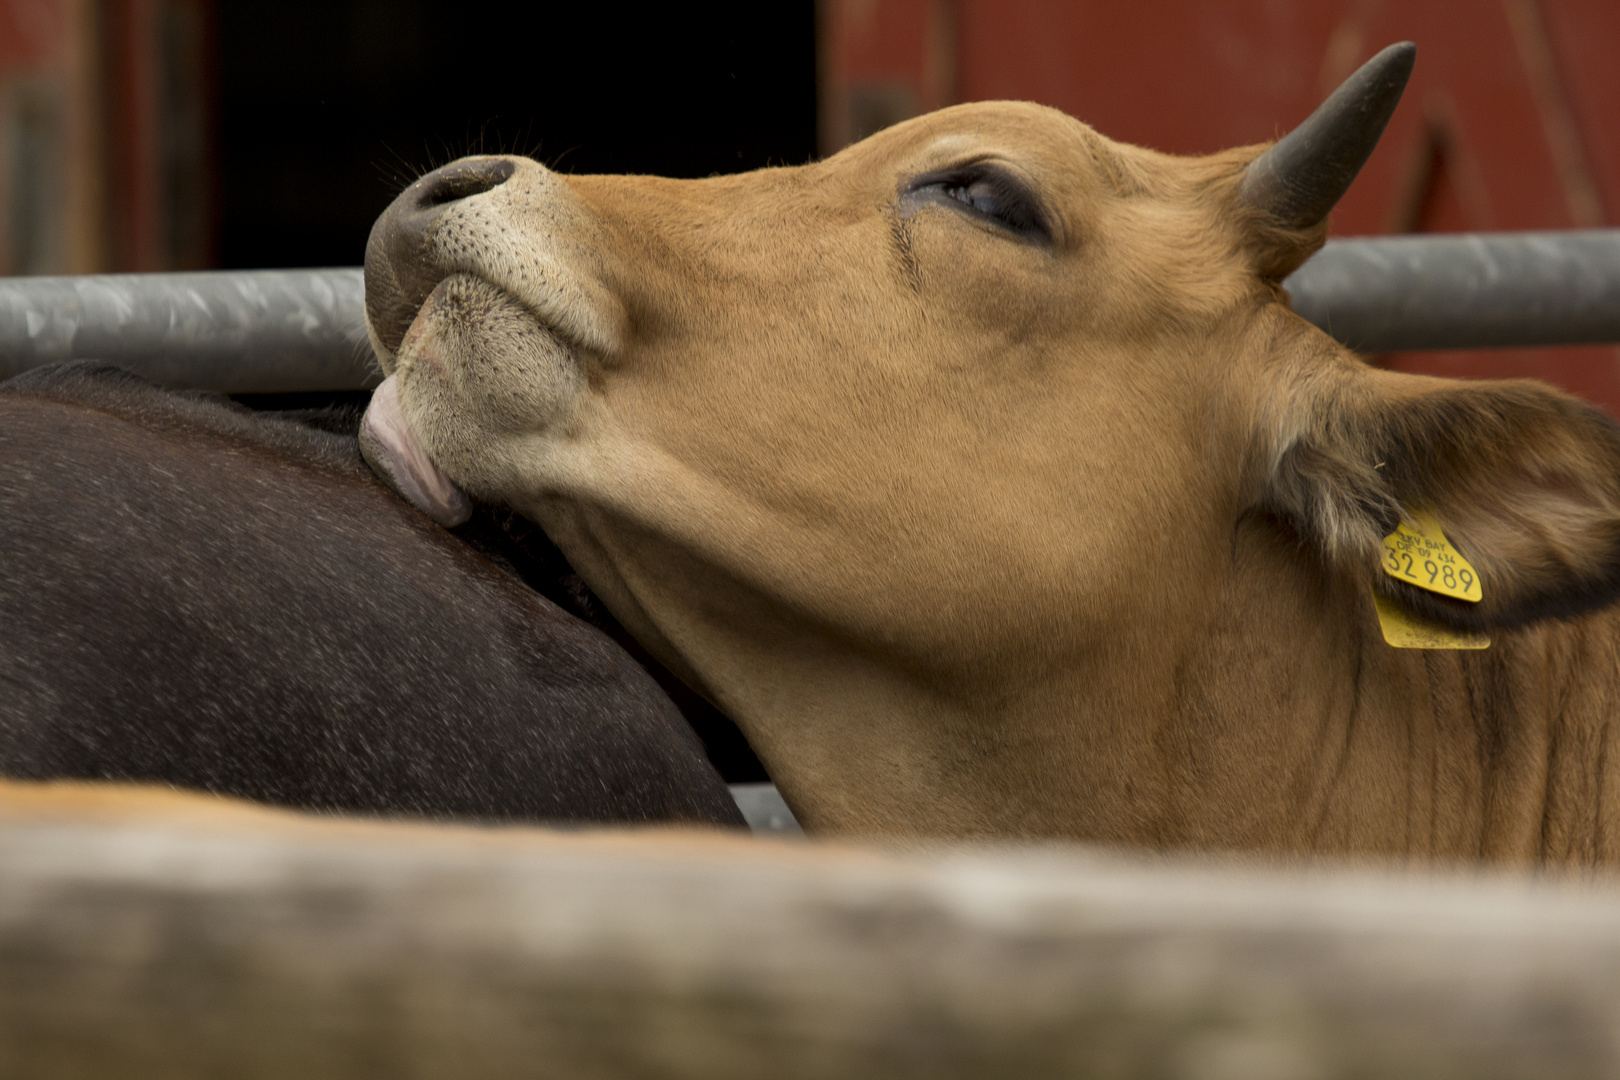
[360,44,1620,840]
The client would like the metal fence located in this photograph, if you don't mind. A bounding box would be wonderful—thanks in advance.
[1,230,1618,393]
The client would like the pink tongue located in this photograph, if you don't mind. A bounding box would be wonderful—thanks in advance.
[359,375,472,527]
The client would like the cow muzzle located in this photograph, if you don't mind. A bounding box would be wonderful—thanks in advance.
[359,153,618,520]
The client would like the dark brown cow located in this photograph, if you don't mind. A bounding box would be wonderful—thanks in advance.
[359,44,1620,862]
[0,361,742,827]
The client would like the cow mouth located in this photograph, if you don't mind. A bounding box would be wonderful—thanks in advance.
[358,271,478,526]
[360,271,586,527]
[360,372,471,527]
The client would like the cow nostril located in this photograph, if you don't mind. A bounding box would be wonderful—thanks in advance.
[369,156,519,354]
[417,159,517,208]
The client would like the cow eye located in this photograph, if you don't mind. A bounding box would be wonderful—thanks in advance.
[902,165,1050,242]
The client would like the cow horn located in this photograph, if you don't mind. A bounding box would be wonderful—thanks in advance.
[1240,42,1416,229]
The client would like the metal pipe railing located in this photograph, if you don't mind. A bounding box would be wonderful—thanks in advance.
[0,268,374,393]
[2,230,1618,393]
[1283,229,1620,351]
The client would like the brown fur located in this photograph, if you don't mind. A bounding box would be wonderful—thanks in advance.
[362,101,1620,863]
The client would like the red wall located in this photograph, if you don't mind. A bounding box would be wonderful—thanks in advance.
[821,0,1620,414]
[0,0,215,274]
[0,0,64,69]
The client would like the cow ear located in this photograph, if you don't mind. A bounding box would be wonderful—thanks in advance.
[1263,364,1620,631]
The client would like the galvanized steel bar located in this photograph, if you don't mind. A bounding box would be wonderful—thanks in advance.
[0,268,376,393]
[1283,229,1620,351]
[1,232,1618,395]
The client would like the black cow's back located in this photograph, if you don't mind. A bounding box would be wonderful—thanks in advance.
[0,362,743,826]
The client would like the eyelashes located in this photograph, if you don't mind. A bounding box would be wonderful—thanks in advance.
[902,164,1052,242]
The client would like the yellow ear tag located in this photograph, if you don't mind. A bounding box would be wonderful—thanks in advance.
[1381,509,1483,602]
[1371,589,1490,650]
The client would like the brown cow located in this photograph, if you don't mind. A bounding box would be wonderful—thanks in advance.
[358,44,1620,863]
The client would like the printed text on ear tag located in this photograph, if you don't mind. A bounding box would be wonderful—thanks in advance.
[1372,590,1490,650]
[1381,509,1483,602]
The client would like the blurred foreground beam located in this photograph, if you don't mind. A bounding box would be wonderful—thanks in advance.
[5,783,1620,1078]
[0,231,1619,393]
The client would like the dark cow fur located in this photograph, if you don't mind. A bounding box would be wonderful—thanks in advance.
[0,361,743,826]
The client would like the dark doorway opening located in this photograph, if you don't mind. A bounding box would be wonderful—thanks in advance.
[218,3,817,269]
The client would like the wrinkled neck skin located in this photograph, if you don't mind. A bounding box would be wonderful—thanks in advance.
[1160,515,1620,867]
[533,476,1620,865]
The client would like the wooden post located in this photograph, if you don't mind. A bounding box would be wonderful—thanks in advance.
[3,781,1620,1078]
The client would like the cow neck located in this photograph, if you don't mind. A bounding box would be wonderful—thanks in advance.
[1157,510,1620,865]
[559,471,1620,861]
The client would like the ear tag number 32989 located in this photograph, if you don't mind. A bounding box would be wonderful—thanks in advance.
[1381,510,1482,603]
